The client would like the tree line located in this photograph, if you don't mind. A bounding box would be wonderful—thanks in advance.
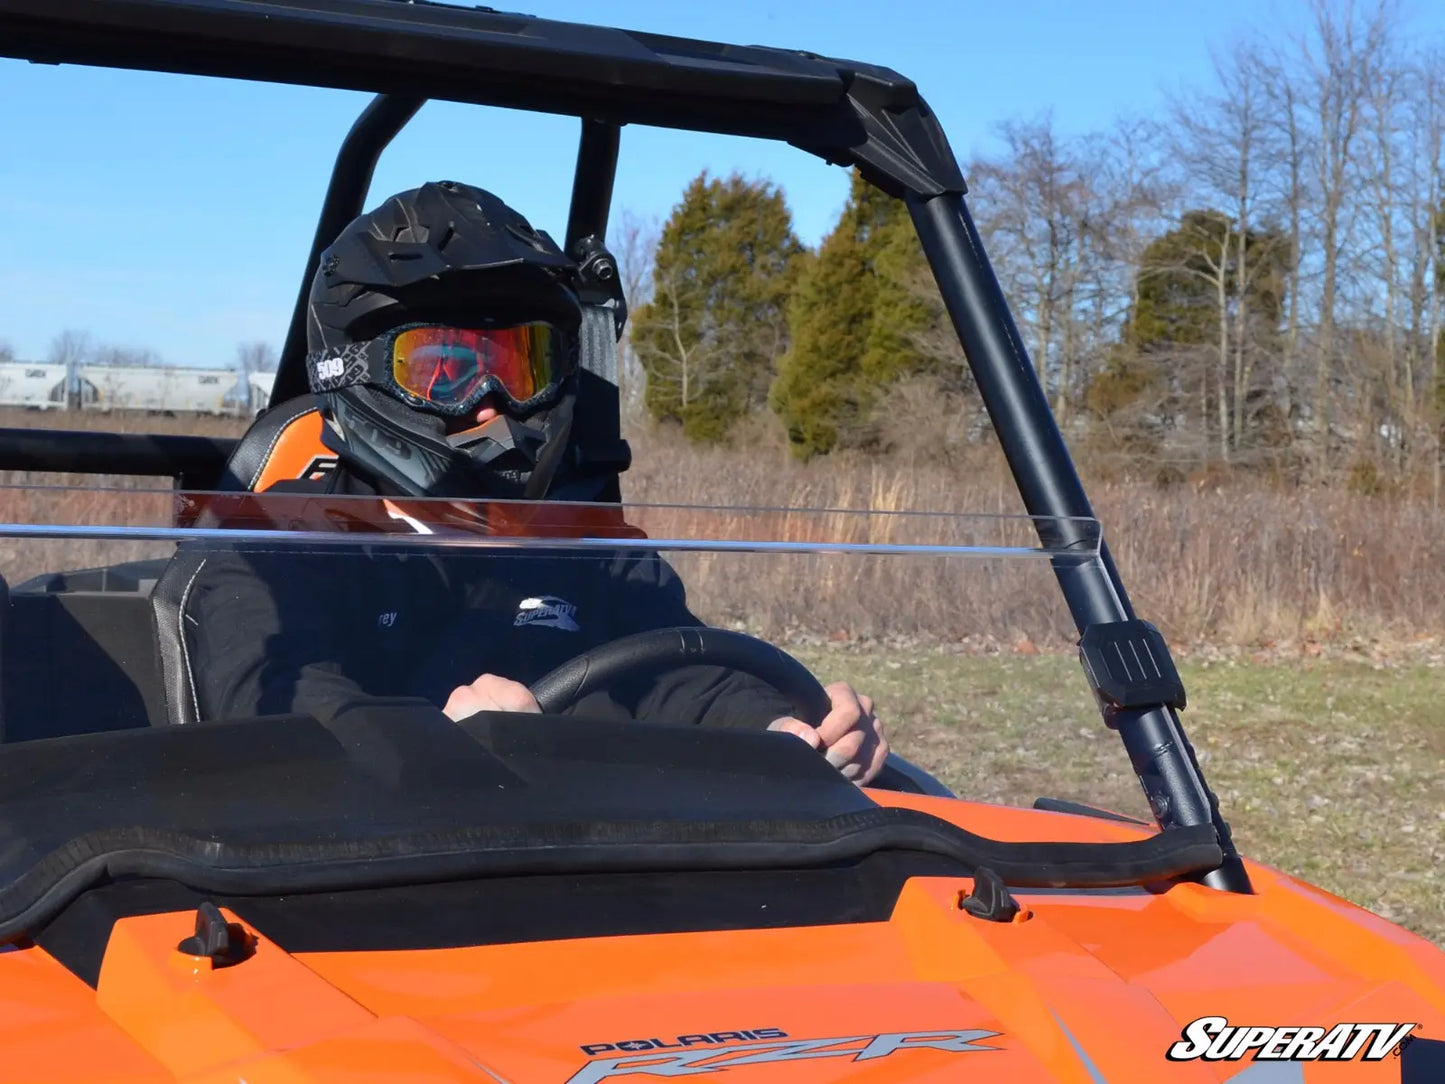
[0,331,279,377]
[624,0,1445,492]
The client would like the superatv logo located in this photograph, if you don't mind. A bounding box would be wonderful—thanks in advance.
[566,1029,999,1083]
[515,595,580,631]
[1166,1016,1417,1062]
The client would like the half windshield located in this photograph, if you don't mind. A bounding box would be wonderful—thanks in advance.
[0,484,1104,737]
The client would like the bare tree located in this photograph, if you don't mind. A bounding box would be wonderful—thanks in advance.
[1409,51,1445,503]
[608,209,660,423]
[971,116,1119,421]
[46,329,90,369]
[1297,0,1396,471]
[1170,41,1291,461]
[630,261,723,418]
[970,116,1076,394]
[92,345,162,367]
[236,341,278,375]
[235,341,278,412]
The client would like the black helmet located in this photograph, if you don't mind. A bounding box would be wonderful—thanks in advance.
[306,180,584,499]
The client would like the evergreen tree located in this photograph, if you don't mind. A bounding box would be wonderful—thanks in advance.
[771,171,936,458]
[1089,208,1287,455]
[630,172,802,442]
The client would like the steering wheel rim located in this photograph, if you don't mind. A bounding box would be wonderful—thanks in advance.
[528,626,832,726]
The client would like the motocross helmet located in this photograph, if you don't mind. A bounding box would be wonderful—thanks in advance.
[305,180,584,499]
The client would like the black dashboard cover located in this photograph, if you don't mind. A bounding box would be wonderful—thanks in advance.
[0,701,1223,942]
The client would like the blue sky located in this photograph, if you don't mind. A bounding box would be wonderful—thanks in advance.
[1,0,1439,367]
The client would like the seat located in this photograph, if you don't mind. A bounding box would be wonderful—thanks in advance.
[153,395,334,726]
[212,393,335,492]
[3,561,171,739]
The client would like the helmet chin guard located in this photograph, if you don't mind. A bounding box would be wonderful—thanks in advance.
[320,384,573,499]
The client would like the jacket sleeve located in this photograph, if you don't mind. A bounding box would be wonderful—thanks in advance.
[184,547,366,722]
[604,549,798,729]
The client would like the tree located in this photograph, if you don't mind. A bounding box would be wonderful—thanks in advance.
[608,209,660,424]
[92,345,162,367]
[771,171,934,457]
[629,172,802,442]
[1112,208,1288,460]
[47,329,90,369]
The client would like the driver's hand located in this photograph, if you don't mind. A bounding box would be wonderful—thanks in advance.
[768,682,889,786]
[444,673,541,720]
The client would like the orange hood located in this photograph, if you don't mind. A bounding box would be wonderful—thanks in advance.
[4,796,1443,1083]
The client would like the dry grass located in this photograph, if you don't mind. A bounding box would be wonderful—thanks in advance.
[624,424,1445,648]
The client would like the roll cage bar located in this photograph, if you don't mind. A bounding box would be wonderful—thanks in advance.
[0,0,1251,893]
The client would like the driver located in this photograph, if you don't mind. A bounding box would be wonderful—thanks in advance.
[187,181,888,784]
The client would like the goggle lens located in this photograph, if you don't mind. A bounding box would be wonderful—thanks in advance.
[391,324,559,409]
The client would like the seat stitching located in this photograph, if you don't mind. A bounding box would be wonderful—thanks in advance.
[175,555,209,725]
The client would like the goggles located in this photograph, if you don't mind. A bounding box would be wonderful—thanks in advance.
[308,321,570,415]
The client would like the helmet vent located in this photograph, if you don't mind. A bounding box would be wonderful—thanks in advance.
[390,223,429,244]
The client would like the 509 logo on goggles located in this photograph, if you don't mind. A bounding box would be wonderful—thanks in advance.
[1166,1016,1418,1062]
[565,1030,999,1084]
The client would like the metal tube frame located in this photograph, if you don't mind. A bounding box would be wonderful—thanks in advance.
[565,119,621,258]
[907,192,1251,893]
[272,93,426,405]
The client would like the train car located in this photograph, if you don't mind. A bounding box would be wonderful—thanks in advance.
[0,362,67,410]
[77,365,236,415]
[247,370,276,414]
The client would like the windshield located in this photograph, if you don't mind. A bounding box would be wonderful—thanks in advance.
[0,482,1105,778]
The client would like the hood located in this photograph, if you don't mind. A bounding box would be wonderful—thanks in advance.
[6,797,1445,1082]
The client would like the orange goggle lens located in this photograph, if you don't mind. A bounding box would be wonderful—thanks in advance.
[390,324,560,409]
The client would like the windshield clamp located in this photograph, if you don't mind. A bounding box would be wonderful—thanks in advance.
[175,901,255,968]
[1079,620,1187,713]
[957,866,1022,923]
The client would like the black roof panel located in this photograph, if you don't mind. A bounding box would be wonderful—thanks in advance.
[0,0,964,197]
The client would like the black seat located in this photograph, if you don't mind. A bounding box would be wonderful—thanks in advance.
[3,561,170,740]
[153,395,332,726]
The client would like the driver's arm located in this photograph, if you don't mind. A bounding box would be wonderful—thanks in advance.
[186,547,368,721]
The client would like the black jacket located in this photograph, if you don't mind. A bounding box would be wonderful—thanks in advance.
[185,498,795,729]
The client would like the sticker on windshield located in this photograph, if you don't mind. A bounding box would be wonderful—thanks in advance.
[515,595,580,632]
[565,1029,1000,1083]
[1166,1016,1418,1063]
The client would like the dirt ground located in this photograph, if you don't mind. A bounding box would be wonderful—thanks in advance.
[790,643,1445,947]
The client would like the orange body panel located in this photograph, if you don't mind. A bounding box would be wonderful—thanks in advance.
[3,795,1441,1082]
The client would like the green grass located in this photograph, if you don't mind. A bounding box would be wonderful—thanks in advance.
[790,645,1445,946]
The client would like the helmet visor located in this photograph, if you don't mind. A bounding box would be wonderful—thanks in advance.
[391,323,564,412]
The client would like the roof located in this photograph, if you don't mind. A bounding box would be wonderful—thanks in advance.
[0,0,965,199]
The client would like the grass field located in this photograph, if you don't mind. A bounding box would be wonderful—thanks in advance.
[790,645,1445,946]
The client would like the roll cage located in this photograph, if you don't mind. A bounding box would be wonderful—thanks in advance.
[0,0,1251,893]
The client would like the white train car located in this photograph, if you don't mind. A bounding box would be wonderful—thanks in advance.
[0,363,67,409]
[78,365,236,415]
[247,370,276,413]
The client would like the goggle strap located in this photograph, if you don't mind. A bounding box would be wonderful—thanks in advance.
[306,345,374,392]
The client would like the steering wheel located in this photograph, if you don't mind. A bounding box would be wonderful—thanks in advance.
[528,626,833,725]
[527,625,955,798]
